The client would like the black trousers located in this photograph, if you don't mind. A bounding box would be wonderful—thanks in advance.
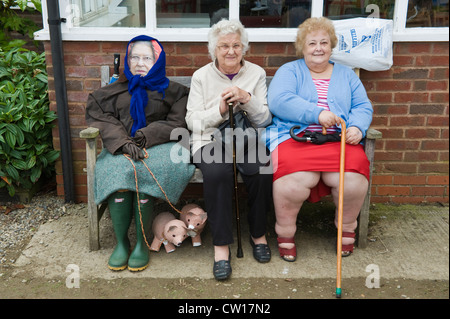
[194,143,273,246]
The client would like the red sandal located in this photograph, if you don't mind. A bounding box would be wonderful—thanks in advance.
[277,237,297,262]
[341,232,356,257]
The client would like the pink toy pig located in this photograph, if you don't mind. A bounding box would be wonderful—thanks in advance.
[180,203,207,247]
[150,212,188,253]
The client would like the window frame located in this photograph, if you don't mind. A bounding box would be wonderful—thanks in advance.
[34,0,449,42]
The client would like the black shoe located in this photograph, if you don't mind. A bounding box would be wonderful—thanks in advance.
[213,249,232,281]
[213,260,232,280]
[250,237,271,263]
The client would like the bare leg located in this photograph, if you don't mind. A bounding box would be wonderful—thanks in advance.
[322,172,368,253]
[273,171,320,260]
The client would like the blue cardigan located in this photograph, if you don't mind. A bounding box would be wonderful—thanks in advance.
[265,59,373,151]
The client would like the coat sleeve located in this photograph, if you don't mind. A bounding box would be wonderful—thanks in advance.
[240,67,272,128]
[185,71,224,133]
[268,64,323,125]
[85,89,131,155]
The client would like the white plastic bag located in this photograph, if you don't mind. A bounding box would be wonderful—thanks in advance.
[330,18,394,71]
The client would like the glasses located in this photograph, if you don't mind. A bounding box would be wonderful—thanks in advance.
[129,55,154,64]
[216,44,243,53]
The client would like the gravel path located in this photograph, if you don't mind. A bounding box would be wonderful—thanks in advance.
[0,190,72,265]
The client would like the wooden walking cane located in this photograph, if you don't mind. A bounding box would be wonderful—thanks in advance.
[228,102,243,258]
[335,118,346,298]
[322,120,346,298]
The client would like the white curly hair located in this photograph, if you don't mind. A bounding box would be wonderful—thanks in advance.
[207,19,249,61]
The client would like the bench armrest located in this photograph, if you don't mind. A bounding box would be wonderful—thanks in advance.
[80,127,100,139]
[366,128,382,140]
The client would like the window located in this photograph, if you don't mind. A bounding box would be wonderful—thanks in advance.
[156,0,228,27]
[406,0,449,27]
[35,0,449,42]
[70,0,145,27]
[239,0,312,28]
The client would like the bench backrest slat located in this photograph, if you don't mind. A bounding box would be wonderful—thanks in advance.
[169,76,273,88]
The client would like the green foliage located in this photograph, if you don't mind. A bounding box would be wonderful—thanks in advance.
[0,0,42,50]
[0,47,59,196]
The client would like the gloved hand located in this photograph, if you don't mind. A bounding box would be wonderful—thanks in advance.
[133,130,146,148]
[121,142,145,161]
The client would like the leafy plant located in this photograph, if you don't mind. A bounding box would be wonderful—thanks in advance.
[0,0,42,50]
[0,47,59,196]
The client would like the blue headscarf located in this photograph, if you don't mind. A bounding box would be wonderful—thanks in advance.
[124,35,170,137]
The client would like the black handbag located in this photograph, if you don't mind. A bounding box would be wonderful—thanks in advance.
[211,110,269,175]
[211,110,257,153]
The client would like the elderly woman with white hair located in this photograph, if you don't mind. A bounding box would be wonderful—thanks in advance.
[186,19,273,280]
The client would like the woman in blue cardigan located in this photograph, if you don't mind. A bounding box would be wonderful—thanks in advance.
[266,17,373,262]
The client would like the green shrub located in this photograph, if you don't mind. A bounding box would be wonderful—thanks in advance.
[0,47,59,196]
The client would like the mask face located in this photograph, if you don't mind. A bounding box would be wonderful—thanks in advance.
[128,42,155,77]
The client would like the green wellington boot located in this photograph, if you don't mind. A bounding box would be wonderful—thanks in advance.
[107,191,133,271]
[128,193,153,272]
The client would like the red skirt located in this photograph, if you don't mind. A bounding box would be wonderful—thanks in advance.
[272,133,370,203]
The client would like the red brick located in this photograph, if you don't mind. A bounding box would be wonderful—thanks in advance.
[390,116,425,127]
[385,140,420,150]
[84,55,114,66]
[421,140,449,150]
[394,92,429,103]
[412,186,446,196]
[405,128,440,139]
[419,163,449,174]
[394,175,427,185]
[393,55,414,66]
[372,175,393,185]
[427,81,448,91]
[193,55,212,67]
[101,42,126,53]
[429,92,449,103]
[64,54,83,66]
[430,56,450,66]
[374,151,403,161]
[377,80,411,91]
[64,41,100,52]
[383,163,418,173]
[403,151,438,162]
[408,43,432,54]
[166,55,192,66]
[427,176,449,185]
[377,186,411,196]
[367,92,392,103]
[67,91,90,103]
[439,151,449,161]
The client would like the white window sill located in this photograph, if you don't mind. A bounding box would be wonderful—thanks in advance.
[34,26,449,42]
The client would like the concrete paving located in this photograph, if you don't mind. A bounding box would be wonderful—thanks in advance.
[13,202,449,283]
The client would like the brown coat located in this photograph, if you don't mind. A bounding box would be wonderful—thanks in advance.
[86,74,189,154]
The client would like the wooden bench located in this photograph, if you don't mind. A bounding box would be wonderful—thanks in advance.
[80,70,382,251]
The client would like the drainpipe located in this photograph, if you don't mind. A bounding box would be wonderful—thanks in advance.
[47,0,75,203]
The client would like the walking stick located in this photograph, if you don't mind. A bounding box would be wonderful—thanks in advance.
[335,118,346,298]
[228,103,243,258]
[290,121,346,297]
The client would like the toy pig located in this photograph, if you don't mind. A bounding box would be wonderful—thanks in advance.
[150,212,188,253]
[180,203,208,247]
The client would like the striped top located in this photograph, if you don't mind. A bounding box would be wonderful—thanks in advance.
[306,79,337,133]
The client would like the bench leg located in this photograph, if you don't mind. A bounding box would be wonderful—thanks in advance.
[358,138,376,248]
[86,137,100,251]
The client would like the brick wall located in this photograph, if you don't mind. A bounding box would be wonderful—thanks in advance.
[44,41,449,204]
